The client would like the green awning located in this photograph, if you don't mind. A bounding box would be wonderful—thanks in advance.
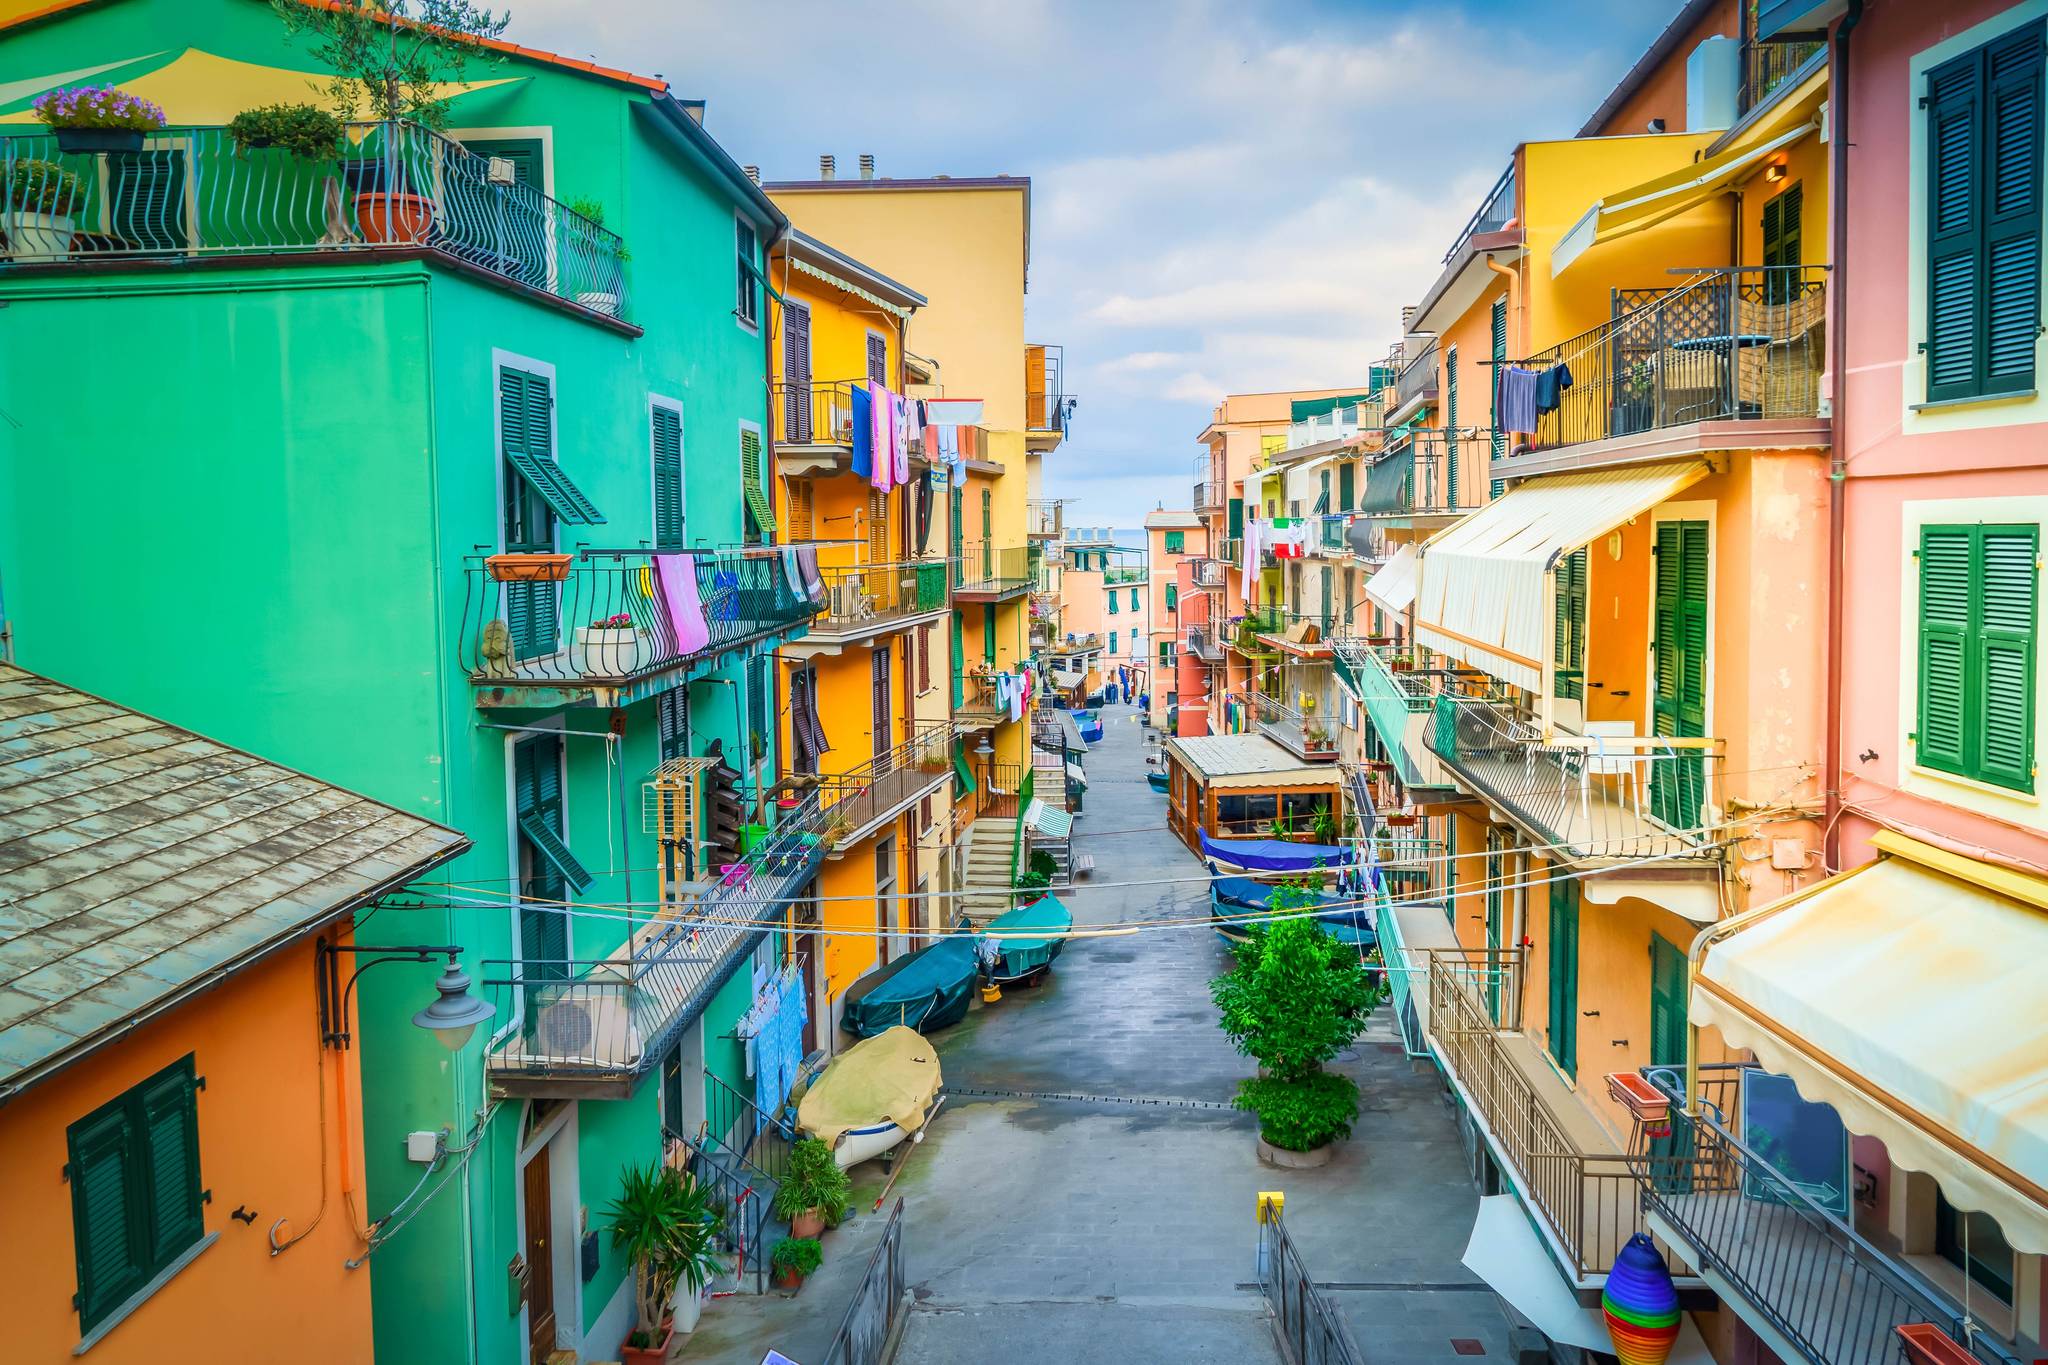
[1290,393,1373,423]
[952,740,977,796]
[1023,798,1072,840]
[507,450,607,526]
[518,814,593,892]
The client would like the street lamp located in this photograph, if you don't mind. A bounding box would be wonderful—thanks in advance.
[317,942,495,1051]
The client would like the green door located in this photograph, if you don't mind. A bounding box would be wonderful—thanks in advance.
[514,734,570,984]
[1484,827,1506,1022]
[1650,521,1709,829]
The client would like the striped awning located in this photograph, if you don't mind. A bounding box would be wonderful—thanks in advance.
[1363,543,1420,617]
[1023,798,1074,840]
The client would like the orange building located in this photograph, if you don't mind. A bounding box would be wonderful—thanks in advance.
[0,666,468,1362]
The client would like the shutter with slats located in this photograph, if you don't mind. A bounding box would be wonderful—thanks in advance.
[139,1065,203,1264]
[1547,874,1578,1078]
[789,480,814,544]
[983,604,996,666]
[1489,298,1507,498]
[1927,62,1981,399]
[1553,547,1588,702]
[867,332,888,385]
[69,1107,145,1329]
[1986,28,2043,390]
[652,406,684,549]
[1338,460,1355,511]
[1978,526,2038,790]
[1651,522,1709,829]
[783,303,812,442]
[740,427,773,543]
[1916,526,1973,775]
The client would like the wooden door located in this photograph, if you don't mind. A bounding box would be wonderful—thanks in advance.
[783,300,812,441]
[523,1154,556,1363]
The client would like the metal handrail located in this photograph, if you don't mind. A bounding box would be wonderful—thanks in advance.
[1443,161,1517,264]
[810,721,954,846]
[1395,337,1440,412]
[1259,1211,1365,1365]
[820,1197,906,1365]
[808,558,949,631]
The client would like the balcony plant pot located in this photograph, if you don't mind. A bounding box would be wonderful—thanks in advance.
[355,190,433,244]
[1383,813,1418,828]
[487,552,572,582]
[52,126,145,154]
[0,209,75,260]
[618,1320,674,1365]
[788,1207,826,1240]
[576,625,641,677]
[773,1266,806,1292]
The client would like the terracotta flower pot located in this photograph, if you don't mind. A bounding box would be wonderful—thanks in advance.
[355,190,433,244]
[619,1320,674,1365]
[775,1266,806,1292]
[789,1208,826,1240]
[486,552,571,582]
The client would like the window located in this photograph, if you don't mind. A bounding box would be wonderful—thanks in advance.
[1108,592,1118,615]
[866,330,888,385]
[1165,584,1178,612]
[983,604,996,666]
[1165,530,1185,553]
[1915,523,2038,791]
[1342,569,1355,628]
[1338,461,1355,511]
[1936,1187,2015,1303]
[735,217,760,327]
[1110,630,1118,654]
[1160,640,1175,666]
[1924,22,2044,403]
[657,689,688,764]
[651,403,683,549]
[1130,589,1140,611]
[514,732,586,978]
[68,1055,206,1335]
[740,423,772,545]
[1555,547,1588,701]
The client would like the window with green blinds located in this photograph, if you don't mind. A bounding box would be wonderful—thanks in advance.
[1165,531,1184,553]
[1165,584,1177,612]
[740,425,773,545]
[1108,591,1119,614]
[1546,875,1579,1078]
[68,1055,205,1333]
[651,405,683,549]
[1924,21,2044,403]
[1554,548,1588,701]
[1110,631,1118,654]
[1916,523,2038,792]
[514,734,578,975]
[1130,589,1140,611]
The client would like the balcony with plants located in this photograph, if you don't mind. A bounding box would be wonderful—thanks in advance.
[458,548,819,709]
[796,558,949,647]
[2,99,630,321]
[1330,640,1481,794]
[1249,671,1339,763]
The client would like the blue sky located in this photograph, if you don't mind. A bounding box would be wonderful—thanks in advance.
[513,0,1677,528]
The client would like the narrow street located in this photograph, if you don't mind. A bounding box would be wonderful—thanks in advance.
[695,704,1518,1362]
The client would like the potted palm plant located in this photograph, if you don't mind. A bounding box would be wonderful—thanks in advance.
[606,1162,724,1365]
[770,1236,823,1292]
[2,158,82,260]
[771,1137,851,1240]
[32,85,165,154]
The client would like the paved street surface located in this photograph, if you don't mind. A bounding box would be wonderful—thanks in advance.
[687,704,1516,1363]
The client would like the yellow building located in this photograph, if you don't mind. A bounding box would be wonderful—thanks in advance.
[766,163,1064,925]
[767,229,954,1042]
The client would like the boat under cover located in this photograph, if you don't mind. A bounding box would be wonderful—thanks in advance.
[1209,873,1376,948]
[839,935,979,1038]
[982,895,1073,982]
[796,1025,943,1168]
[1199,828,1355,874]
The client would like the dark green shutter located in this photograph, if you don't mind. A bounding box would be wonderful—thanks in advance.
[1547,873,1578,1078]
[1651,523,1709,828]
[1338,460,1355,511]
[1489,298,1507,498]
[1483,830,1504,1023]
[1165,584,1177,611]
[1165,530,1184,553]
[1926,23,2044,401]
[1979,526,2038,790]
[501,369,560,660]
[1918,523,2038,791]
[138,1065,203,1264]
[741,428,773,543]
[1553,548,1587,702]
[652,406,683,549]
[1228,497,1244,541]
[983,604,996,666]
[514,736,574,975]
[1917,526,1974,775]
[748,655,770,764]
[1648,935,1688,1067]
[69,1106,146,1330]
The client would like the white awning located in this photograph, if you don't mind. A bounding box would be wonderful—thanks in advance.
[1693,832,2048,1255]
[1051,667,1086,688]
[1462,1197,1714,1363]
[1415,460,1708,691]
[1579,874,1719,925]
[1362,543,1420,617]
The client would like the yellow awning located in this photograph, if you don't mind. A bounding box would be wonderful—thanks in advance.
[1693,832,2048,1255]
[1551,68,1828,278]
[1414,460,1709,691]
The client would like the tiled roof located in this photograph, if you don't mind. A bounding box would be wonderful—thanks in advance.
[0,665,468,1097]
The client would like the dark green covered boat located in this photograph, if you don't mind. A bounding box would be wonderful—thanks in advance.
[839,935,980,1039]
[983,895,1074,983]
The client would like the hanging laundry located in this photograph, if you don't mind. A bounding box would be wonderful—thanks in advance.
[795,545,827,603]
[1534,361,1574,415]
[1240,519,1261,600]
[867,380,893,491]
[850,383,874,477]
[890,392,912,487]
[1268,517,1308,559]
[1497,365,1541,435]
[653,553,710,654]
[915,470,935,552]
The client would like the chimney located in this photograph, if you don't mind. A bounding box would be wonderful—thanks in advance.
[742,165,760,185]
[820,154,836,180]
[859,153,875,180]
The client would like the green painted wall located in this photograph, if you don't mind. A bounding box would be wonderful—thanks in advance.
[701,955,756,1111]
[0,4,790,1362]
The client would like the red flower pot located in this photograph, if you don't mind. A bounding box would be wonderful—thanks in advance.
[355,190,433,244]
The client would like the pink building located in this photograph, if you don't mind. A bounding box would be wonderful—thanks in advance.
[1143,511,1205,731]
[1052,530,1147,703]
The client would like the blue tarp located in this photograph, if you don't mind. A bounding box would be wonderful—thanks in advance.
[1199,829,1354,872]
[1209,875,1375,947]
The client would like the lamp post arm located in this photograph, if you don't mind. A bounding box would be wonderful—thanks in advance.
[317,942,464,1049]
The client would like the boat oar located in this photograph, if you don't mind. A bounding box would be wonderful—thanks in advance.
[872,1094,947,1212]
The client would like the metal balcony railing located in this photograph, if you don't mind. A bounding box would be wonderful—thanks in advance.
[1104,565,1147,585]
[459,549,819,694]
[812,722,954,849]
[1184,625,1227,663]
[484,795,829,1086]
[1394,336,1440,413]
[1740,36,1825,117]
[1026,343,1072,436]
[1359,429,1488,516]
[1316,514,1349,552]
[1249,688,1338,760]
[1443,161,1517,265]
[1027,499,1064,539]
[772,379,862,446]
[1190,557,1227,590]
[1514,265,1827,454]
[808,559,949,634]
[1425,696,1725,862]
[1635,1067,2023,1365]
[1193,480,1222,512]
[954,543,1033,597]
[1333,642,1479,790]
[1,121,629,316]
[1048,631,1103,655]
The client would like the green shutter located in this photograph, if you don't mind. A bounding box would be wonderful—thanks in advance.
[1165,530,1184,553]
[501,369,604,526]
[1553,548,1587,701]
[69,1106,146,1330]
[1338,461,1355,511]
[1165,584,1177,611]
[652,406,684,549]
[518,814,593,893]
[1547,873,1578,1078]
[1918,523,2038,791]
[949,486,965,591]
[1648,935,1689,1067]
[1488,298,1507,498]
[1107,591,1118,614]
[741,427,774,543]
[1979,526,2038,790]
[1651,523,1709,828]
[1917,525,1974,776]
[1110,631,1118,654]
[1228,498,1244,541]
[983,604,996,666]
[952,738,977,795]
[138,1065,203,1264]
[1926,24,2044,402]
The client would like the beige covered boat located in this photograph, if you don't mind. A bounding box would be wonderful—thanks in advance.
[796,1025,944,1168]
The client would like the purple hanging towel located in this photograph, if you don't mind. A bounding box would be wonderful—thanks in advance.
[654,553,710,655]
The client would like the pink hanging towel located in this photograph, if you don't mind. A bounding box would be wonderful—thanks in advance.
[654,553,711,655]
[868,382,894,493]
[891,393,912,486]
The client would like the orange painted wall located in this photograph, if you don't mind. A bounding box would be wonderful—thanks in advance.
[0,934,372,1363]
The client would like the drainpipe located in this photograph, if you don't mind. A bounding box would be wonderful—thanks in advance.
[1821,0,1863,878]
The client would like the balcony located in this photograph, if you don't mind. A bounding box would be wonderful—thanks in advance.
[1103,565,1146,586]
[811,722,955,852]
[1190,557,1227,590]
[1314,514,1350,556]
[1184,625,1227,664]
[1508,266,1828,471]
[1427,954,1695,1284]
[1332,641,1468,792]
[1025,343,1073,450]
[1027,499,1064,540]
[1740,36,1825,117]
[1,121,629,321]
[954,543,1034,601]
[786,558,948,652]
[1443,162,1518,267]
[1359,429,1488,517]
[771,379,862,451]
[482,796,829,1095]
[1250,687,1338,763]
[1391,336,1440,421]
[1425,695,1724,863]
[459,549,819,708]
[1633,1067,2023,1365]
[1046,631,1103,659]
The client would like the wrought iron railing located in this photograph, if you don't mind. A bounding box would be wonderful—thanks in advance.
[813,722,954,849]
[1426,695,1725,861]
[459,549,819,690]
[666,1126,774,1295]
[0,120,628,316]
[809,558,949,633]
[1636,1067,2023,1365]
[772,378,863,446]
[702,1058,794,1185]
[1443,161,1517,265]
[1193,478,1221,511]
[1259,1211,1365,1365]
[1394,336,1440,413]
[821,1197,906,1365]
[1359,429,1488,515]
[1740,36,1825,116]
[1513,265,1826,453]
[1184,625,1226,663]
[954,543,1033,595]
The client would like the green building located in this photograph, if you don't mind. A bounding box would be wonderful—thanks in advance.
[0,4,821,1360]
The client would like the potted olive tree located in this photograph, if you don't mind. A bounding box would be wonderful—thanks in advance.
[605,1162,724,1365]
[1212,887,1380,1168]
[770,1137,851,1240]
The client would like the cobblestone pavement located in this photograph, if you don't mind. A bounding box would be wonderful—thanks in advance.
[685,705,1517,1363]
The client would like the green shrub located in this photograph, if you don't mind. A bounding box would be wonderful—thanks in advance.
[1236,1072,1360,1151]
[1014,868,1052,893]
[770,1137,851,1224]
[5,159,81,215]
[1028,849,1058,880]
[227,103,344,160]
[771,1236,823,1278]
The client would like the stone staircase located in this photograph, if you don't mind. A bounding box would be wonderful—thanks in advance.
[960,817,1019,923]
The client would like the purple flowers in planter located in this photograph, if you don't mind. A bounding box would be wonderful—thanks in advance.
[31,85,167,131]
